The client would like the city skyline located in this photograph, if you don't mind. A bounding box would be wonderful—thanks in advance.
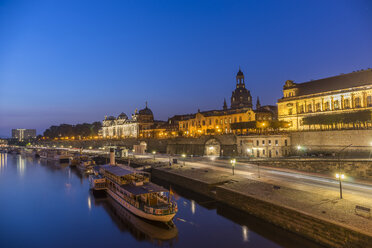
[1,0,371,136]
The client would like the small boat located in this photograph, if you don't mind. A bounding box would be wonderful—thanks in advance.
[77,157,95,174]
[89,150,177,223]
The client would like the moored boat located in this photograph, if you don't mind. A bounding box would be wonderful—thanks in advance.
[89,150,177,223]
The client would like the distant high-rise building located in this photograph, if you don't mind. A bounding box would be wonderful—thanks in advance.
[12,129,36,141]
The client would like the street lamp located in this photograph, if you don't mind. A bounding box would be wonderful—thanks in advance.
[152,151,156,161]
[230,158,236,175]
[335,173,345,199]
[182,153,186,166]
[336,144,352,199]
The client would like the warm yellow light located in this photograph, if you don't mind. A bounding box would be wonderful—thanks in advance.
[152,151,156,154]
[182,154,186,158]
[336,173,345,179]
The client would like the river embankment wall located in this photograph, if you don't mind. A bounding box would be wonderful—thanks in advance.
[246,159,372,180]
[152,167,372,248]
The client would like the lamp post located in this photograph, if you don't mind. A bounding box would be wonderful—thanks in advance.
[335,173,345,199]
[182,154,186,166]
[230,158,236,175]
[336,144,352,199]
[152,151,156,161]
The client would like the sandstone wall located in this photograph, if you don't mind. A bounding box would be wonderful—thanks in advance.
[291,129,372,153]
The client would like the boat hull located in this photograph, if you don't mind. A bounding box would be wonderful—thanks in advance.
[107,189,175,223]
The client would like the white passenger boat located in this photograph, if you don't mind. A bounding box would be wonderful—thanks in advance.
[89,150,177,223]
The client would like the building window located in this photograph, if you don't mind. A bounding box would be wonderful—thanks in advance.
[307,104,312,112]
[275,140,278,146]
[355,97,361,108]
[209,119,212,125]
[367,96,372,107]
[262,140,265,145]
[299,105,304,113]
[256,140,259,146]
[324,101,330,111]
[288,108,292,115]
[316,103,321,112]
[215,119,218,124]
[239,116,242,122]
[202,120,205,126]
[234,117,237,123]
[268,140,271,145]
[263,150,265,155]
[276,150,279,156]
[284,140,288,146]
[344,99,350,109]
[334,100,340,110]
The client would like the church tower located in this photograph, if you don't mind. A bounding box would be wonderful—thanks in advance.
[230,68,253,109]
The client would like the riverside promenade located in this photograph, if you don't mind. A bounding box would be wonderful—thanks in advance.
[152,163,372,248]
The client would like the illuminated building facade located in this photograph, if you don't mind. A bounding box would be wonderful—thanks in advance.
[237,134,290,158]
[102,103,154,138]
[179,69,276,136]
[12,129,36,141]
[278,69,372,131]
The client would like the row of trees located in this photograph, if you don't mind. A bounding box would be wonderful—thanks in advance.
[230,120,290,131]
[43,122,102,139]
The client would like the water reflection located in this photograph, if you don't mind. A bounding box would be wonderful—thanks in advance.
[93,194,178,246]
[0,152,7,174]
[242,225,249,242]
[17,155,26,178]
[190,200,195,215]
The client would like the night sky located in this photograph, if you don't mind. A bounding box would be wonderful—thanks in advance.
[0,0,371,137]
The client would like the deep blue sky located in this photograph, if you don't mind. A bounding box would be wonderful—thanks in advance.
[0,0,371,137]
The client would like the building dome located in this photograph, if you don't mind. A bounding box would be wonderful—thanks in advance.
[139,102,153,116]
[117,112,128,120]
[139,107,153,116]
[137,102,154,123]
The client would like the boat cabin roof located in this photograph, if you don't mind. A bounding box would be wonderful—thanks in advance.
[101,164,134,177]
[121,182,167,196]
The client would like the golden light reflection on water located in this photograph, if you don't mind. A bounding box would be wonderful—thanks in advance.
[191,200,195,215]
[242,225,249,242]
[0,153,7,174]
[88,196,92,211]
[17,155,26,178]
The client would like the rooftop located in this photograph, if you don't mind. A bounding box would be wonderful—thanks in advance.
[287,69,372,97]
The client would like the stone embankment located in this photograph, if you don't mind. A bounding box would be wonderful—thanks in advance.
[244,158,372,180]
[152,165,372,248]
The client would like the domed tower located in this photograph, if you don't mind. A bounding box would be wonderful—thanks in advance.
[137,102,154,123]
[230,69,253,109]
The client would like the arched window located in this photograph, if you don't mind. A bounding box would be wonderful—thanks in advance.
[355,97,361,108]
[334,100,339,110]
[344,99,350,108]
[367,96,372,107]
[324,102,330,111]
[316,103,321,111]
[307,104,312,112]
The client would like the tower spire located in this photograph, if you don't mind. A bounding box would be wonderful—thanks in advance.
[256,97,261,109]
[223,98,227,110]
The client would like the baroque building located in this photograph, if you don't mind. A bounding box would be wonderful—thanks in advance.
[231,69,253,109]
[277,69,372,130]
[178,69,276,136]
[102,103,154,138]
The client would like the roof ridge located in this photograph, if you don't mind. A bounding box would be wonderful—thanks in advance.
[297,69,372,86]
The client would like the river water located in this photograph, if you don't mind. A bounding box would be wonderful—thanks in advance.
[0,153,322,248]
